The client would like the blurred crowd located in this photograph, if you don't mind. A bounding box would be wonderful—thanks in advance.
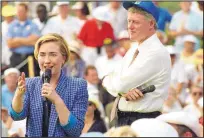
[1,1,203,137]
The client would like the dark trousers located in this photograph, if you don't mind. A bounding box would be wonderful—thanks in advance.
[10,52,40,77]
[116,110,161,127]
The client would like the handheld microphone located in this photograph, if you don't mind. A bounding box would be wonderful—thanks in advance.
[44,69,52,83]
[120,85,156,101]
[43,69,52,101]
[139,85,156,94]
[42,69,51,136]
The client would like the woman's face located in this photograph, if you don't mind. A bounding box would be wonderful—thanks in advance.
[38,42,65,76]
[86,102,96,116]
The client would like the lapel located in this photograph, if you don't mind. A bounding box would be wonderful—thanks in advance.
[49,72,67,136]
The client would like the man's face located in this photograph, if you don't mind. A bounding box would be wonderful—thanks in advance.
[184,41,195,52]
[16,5,27,21]
[127,12,152,42]
[191,87,203,104]
[58,5,69,18]
[85,69,99,85]
[37,6,47,22]
[180,2,191,12]
[4,73,19,90]
[110,2,121,9]
[105,45,115,58]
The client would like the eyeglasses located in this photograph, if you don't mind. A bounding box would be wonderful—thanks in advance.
[192,92,203,96]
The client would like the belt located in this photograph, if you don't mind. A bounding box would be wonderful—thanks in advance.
[117,110,161,118]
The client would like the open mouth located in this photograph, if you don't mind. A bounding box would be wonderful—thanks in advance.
[44,66,53,70]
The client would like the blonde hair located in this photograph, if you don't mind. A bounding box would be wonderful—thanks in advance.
[105,126,138,137]
[128,7,157,30]
[34,33,70,64]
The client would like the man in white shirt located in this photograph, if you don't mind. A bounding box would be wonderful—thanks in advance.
[42,2,81,42]
[98,2,128,38]
[32,4,48,33]
[169,2,203,52]
[102,1,171,126]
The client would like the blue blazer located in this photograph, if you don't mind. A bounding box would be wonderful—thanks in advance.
[9,72,88,137]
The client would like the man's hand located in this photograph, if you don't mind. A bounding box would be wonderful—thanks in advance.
[123,88,144,101]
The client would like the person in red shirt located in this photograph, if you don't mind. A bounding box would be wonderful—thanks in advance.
[78,6,115,65]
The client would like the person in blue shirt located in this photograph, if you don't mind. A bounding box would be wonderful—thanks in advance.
[153,1,172,32]
[7,3,41,77]
[9,33,88,137]
[2,68,20,110]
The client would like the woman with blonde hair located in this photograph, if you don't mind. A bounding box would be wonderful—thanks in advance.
[9,33,88,137]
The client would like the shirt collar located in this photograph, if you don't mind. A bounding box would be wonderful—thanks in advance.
[17,19,29,26]
[137,33,158,53]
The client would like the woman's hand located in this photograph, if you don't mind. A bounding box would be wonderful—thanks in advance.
[17,72,26,96]
[41,83,60,103]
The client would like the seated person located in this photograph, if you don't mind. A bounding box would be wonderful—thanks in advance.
[81,97,107,134]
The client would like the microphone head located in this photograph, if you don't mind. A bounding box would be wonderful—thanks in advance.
[44,69,52,83]
[148,85,156,92]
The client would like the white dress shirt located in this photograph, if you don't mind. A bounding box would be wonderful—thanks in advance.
[102,34,171,112]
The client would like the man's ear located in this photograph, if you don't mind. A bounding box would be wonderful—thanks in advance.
[149,20,155,30]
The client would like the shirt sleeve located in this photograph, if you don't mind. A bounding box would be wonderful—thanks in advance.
[7,24,14,39]
[31,23,41,36]
[169,14,178,30]
[60,79,88,137]
[102,53,163,97]
[60,113,77,129]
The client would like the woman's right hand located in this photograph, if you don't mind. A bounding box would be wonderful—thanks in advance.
[17,72,26,96]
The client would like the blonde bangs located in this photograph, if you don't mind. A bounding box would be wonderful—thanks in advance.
[34,33,70,63]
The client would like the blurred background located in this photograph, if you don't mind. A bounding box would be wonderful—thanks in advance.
[1,1,203,137]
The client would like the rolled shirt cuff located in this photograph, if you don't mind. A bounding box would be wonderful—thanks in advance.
[60,113,77,129]
[9,104,25,119]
